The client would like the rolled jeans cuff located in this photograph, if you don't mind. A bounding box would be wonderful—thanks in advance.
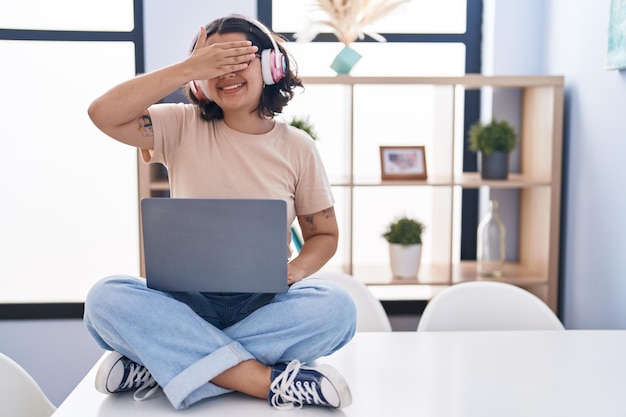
[163,341,254,410]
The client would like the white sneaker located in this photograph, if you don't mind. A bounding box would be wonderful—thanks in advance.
[95,351,159,400]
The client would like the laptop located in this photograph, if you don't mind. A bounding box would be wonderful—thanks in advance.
[141,198,288,293]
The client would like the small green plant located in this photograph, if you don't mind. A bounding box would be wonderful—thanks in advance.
[289,116,318,141]
[468,119,517,156]
[382,216,425,246]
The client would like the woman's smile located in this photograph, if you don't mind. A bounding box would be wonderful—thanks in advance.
[219,82,245,94]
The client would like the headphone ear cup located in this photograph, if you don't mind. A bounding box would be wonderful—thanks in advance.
[260,49,285,85]
[190,80,212,102]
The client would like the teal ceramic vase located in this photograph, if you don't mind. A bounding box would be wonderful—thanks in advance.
[330,46,362,74]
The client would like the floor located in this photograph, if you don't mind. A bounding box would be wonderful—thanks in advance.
[383,299,425,331]
[389,314,421,331]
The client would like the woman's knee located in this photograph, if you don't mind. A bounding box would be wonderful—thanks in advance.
[293,278,357,328]
[85,275,146,316]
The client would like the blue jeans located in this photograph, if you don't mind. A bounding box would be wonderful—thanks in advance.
[83,275,356,409]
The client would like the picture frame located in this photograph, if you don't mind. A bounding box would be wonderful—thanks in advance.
[607,0,626,70]
[380,146,427,180]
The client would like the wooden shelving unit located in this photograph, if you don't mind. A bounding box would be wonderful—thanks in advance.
[137,75,564,312]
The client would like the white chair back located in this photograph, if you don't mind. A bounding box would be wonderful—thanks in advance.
[313,270,393,332]
[0,352,56,417]
[417,281,564,331]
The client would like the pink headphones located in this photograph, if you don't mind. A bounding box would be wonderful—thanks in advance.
[189,16,286,102]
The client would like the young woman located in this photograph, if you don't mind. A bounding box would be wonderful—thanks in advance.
[84,14,356,411]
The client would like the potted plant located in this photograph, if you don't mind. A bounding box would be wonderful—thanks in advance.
[382,216,425,279]
[289,116,318,141]
[468,119,517,180]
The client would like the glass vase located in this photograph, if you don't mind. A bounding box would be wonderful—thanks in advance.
[476,199,505,277]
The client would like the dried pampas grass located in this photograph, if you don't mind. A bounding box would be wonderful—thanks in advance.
[294,0,409,45]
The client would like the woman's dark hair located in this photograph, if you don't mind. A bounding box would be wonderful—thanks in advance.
[185,15,303,121]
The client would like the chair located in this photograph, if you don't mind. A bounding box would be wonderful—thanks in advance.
[0,352,56,417]
[417,281,564,331]
[312,270,393,332]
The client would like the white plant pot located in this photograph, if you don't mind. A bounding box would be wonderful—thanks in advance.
[389,243,422,279]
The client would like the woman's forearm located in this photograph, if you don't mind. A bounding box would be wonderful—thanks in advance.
[88,63,190,135]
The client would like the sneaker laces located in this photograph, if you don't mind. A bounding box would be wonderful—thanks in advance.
[122,362,159,401]
[269,360,327,410]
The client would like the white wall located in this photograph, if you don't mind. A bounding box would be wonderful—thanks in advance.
[484,0,626,329]
[482,0,547,76]
[544,0,626,328]
[144,1,256,72]
[485,0,626,329]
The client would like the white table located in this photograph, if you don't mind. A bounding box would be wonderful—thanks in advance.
[53,331,626,417]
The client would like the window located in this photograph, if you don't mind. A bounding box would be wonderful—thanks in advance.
[0,0,134,31]
[259,0,482,269]
[0,0,143,313]
[267,0,470,77]
[270,0,467,34]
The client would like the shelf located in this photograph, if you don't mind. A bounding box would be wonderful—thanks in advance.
[148,173,552,191]
[452,261,548,286]
[355,263,452,286]
[343,173,552,188]
[301,75,564,88]
[453,173,553,188]
[352,261,547,287]
[138,74,563,312]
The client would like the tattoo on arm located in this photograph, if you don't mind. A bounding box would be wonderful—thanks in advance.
[137,114,153,137]
[304,208,334,232]
[304,215,317,232]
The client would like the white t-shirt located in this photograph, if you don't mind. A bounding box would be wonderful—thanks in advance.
[142,103,334,249]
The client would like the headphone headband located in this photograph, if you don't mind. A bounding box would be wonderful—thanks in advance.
[243,16,283,70]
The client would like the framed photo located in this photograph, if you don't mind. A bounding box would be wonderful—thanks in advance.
[380,146,427,180]
[607,0,626,70]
